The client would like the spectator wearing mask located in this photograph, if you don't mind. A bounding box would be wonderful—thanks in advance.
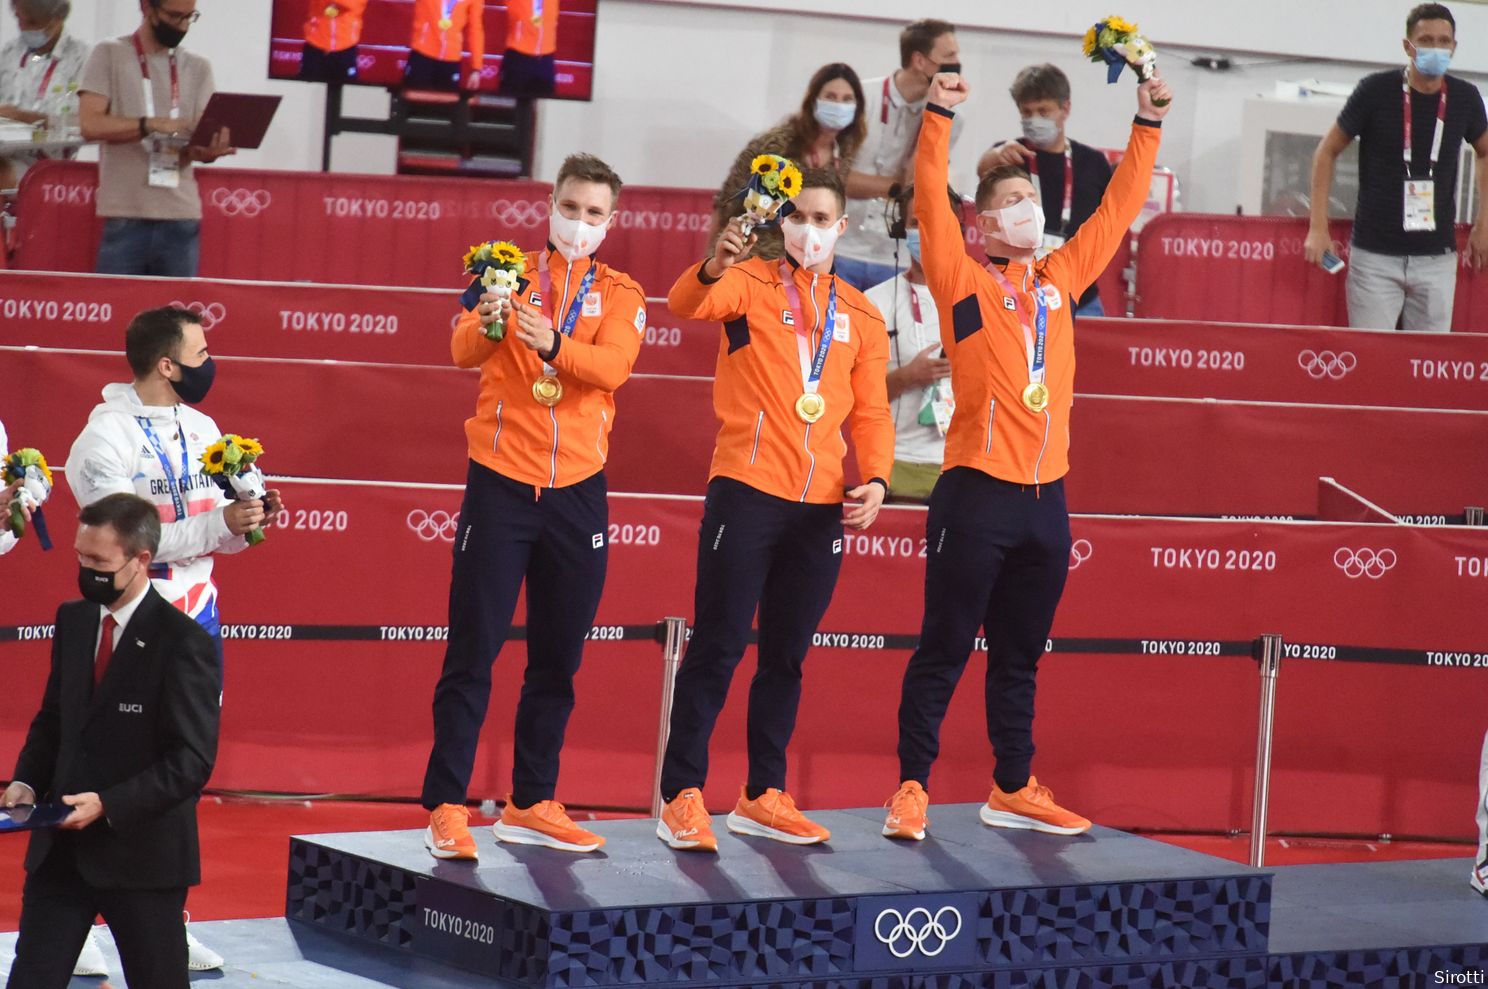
[978,64,1114,317]
[864,184,960,502]
[1305,2,1488,331]
[710,62,866,261]
[0,0,90,188]
[835,18,963,291]
[78,0,233,278]
[300,0,370,83]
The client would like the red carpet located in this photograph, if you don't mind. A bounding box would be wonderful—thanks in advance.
[0,796,1471,931]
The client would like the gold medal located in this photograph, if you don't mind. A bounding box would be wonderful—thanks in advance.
[532,374,563,406]
[795,392,825,423]
[438,16,453,29]
[1021,382,1049,413]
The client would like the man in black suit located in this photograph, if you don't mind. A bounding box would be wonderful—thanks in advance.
[3,493,220,989]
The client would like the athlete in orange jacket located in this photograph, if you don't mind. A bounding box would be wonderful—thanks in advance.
[301,0,369,83]
[421,153,645,861]
[883,71,1171,842]
[655,168,895,853]
[406,0,485,91]
[498,0,560,97]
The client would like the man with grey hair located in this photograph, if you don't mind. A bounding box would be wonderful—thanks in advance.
[0,0,90,188]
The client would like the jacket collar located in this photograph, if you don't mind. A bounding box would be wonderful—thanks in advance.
[781,251,838,278]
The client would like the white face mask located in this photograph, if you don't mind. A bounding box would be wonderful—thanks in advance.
[983,197,1045,251]
[783,219,842,268]
[549,209,609,261]
[813,98,857,131]
[1020,115,1061,148]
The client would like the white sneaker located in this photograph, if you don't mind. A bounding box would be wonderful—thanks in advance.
[185,914,225,971]
[73,926,109,977]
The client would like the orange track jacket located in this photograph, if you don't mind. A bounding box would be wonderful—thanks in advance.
[915,103,1159,485]
[410,0,485,69]
[669,254,895,504]
[453,250,645,488]
[304,0,369,53]
[506,0,559,57]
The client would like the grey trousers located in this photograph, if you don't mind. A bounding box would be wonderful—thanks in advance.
[1345,244,1457,332]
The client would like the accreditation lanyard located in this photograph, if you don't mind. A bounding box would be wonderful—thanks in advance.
[131,31,179,120]
[779,260,837,399]
[537,253,596,373]
[880,76,891,124]
[22,52,60,104]
[987,265,1047,389]
[1026,143,1074,231]
[135,415,190,522]
[1403,72,1447,179]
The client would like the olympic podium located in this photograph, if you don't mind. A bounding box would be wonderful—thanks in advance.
[287,805,1279,987]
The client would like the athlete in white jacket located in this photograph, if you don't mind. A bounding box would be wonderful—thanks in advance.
[66,306,277,643]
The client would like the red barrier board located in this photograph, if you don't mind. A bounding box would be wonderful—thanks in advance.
[7,346,1486,518]
[2,480,1484,837]
[0,270,715,375]
[12,161,715,299]
[1079,317,1488,410]
[1134,213,1488,331]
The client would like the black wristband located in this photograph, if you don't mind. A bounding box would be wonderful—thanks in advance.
[541,333,562,364]
[138,116,148,139]
[868,477,889,495]
[887,182,903,201]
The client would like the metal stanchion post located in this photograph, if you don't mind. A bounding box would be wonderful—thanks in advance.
[650,617,688,819]
[1466,506,1485,526]
[1250,633,1284,868]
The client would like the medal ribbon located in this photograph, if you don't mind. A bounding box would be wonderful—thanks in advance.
[537,253,597,375]
[778,260,837,398]
[135,415,190,522]
[132,31,179,121]
[986,265,1047,393]
[1403,71,1448,179]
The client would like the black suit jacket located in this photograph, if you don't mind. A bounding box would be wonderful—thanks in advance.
[12,587,221,889]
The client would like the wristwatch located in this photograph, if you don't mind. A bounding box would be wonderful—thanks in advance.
[138,116,148,139]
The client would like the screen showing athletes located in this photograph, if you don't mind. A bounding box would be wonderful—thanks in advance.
[266,0,596,99]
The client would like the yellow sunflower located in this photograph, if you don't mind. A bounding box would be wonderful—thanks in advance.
[235,437,264,459]
[779,168,802,198]
[1082,25,1098,57]
[751,154,777,175]
[201,442,228,473]
[463,244,486,270]
[490,241,526,268]
[1104,15,1137,34]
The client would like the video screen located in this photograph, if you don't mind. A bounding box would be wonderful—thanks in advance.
[268,1,596,100]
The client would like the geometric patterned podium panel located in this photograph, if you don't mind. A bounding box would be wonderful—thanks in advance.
[287,806,1274,987]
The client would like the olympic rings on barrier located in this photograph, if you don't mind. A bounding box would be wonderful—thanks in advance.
[1298,350,1357,380]
[407,509,460,543]
[1333,547,1397,579]
[873,906,962,959]
[209,188,273,218]
[1069,538,1093,570]
[170,301,227,330]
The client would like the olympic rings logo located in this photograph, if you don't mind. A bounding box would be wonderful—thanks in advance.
[488,199,549,227]
[407,509,460,542]
[170,301,226,331]
[1068,538,1093,570]
[1333,547,1397,579]
[209,188,273,218]
[873,906,962,959]
[1298,350,1357,380]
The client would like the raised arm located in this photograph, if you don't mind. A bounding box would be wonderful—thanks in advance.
[668,217,758,321]
[913,75,978,309]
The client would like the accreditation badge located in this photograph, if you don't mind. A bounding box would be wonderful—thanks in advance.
[1403,179,1436,232]
[147,138,182,189]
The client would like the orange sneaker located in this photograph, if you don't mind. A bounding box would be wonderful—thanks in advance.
[882,780,929,841]
[726,787,830,845]
[492,796,605,853]
[980,776,1091,836]
[656,787,718,852]
[424,803,478,860]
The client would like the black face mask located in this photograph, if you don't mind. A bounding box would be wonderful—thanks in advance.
[937,61,962,77]
[151,18,187,50]
[170,356,215,404]
[78,563,131,606]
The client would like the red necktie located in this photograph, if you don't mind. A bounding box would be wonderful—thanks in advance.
[94,614,117,685]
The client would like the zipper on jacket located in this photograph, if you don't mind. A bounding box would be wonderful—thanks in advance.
[1032,409,1051,484]
[749,411,764,465]
[596,409,608,463]
[799,272,822,502]
[984,400,995,453]
[492,400,504,454]
[799,423,816,503]
[547,407,560,488]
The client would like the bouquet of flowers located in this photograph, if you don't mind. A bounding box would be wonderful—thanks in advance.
[461,240,528,342]
[1083,15,1169,106]
[736,154,803,237]
[2,448,53,549]
[201,434,268,546]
